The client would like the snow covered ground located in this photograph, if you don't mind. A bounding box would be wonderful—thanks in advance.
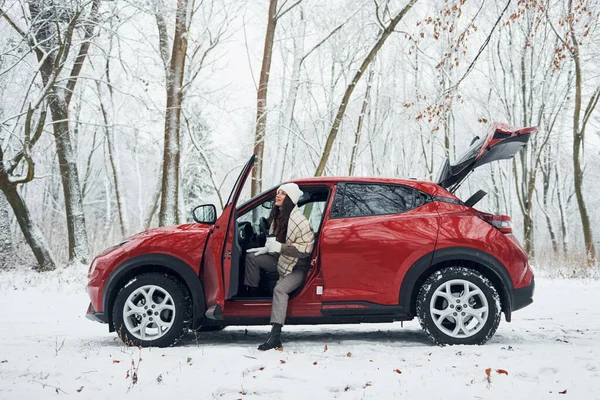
[0,270,599,399]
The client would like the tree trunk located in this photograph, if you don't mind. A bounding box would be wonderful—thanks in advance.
[518,38,534,257]
[490,165,501,214]
[26,1,94,264]
[568,0,596,265]
[97,78,128,237]
[0,191,16,269]
[0,167,56,271]
[158,0,189,226]
[541,166,559,254]
[314,0,418,176]
[251,0,278,196]
[45,93,90,263]
[572,105,595,264]
[276,7,305,182]
[348,68,375,176]
[555,165,569,255]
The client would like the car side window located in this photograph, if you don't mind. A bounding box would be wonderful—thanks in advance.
[331,183,418,218]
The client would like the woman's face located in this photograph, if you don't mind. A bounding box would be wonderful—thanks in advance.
[275,190,287,208]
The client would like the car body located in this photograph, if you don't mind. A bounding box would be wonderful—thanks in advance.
[86,122,536,347]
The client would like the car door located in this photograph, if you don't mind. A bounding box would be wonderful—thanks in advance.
[318,182,439,306]
[202,156,254,315]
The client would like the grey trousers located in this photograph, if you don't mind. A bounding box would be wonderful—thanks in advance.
[244,253,305,325]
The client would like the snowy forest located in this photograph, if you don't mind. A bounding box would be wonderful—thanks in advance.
[1,0,599,272]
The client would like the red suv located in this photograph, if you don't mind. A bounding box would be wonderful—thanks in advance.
[86,122,535,347]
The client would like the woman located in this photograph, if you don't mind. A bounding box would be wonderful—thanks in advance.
[244,182,314,351]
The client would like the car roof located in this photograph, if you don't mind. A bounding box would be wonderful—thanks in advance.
[287,176,453,197]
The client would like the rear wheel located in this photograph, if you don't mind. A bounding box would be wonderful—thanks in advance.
[112,273,191,347]
[416,267,501,345]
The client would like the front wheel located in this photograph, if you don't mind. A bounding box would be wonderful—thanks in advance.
[112,273,191,347]
[416,267,501,345]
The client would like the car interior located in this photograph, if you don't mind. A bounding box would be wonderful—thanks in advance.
[232,185,331,299]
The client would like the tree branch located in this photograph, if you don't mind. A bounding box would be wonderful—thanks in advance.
[9,105,36,184]
[448,0,511,93]
[0,7,28,40]
[302,21,343,64]
[65,0,102,106]
[183,115,224,210]
[314,0,418,176]
[276,0,302,20]
[7,106,46,176]
[580,87,600,136]
[154,0,171,81]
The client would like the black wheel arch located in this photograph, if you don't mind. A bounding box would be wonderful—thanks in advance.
[103,254,206,331]
[400,247,514,322]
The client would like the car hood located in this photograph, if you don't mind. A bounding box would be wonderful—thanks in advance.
[126,223,211,241]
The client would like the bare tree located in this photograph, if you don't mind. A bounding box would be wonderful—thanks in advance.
[153,0,235,225]
[0,191,16,269]
[1,0,101,264]
[156,0,190,226]
[251,0,279,196]
[314,0,418,176]
[0,107,56,271]
[251,0,309,196]
[548,0,599,265]
[348,68,375,176]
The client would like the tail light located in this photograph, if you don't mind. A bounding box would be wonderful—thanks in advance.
[480,213,512,234]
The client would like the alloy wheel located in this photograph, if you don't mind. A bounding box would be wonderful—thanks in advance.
[429,279,489,339]
[122,284,176,341]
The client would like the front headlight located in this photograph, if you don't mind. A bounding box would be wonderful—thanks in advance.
[88,258,98,277]
[88,240,129,278]
[100,240,130,255]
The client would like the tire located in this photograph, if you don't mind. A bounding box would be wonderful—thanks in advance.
[112,272,192,348]
[416,266,501,345]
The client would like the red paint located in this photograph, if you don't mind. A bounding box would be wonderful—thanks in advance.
[202,205,230,309]
[86,223,210,314]
[434,201,531,289]
[318,202,439,305]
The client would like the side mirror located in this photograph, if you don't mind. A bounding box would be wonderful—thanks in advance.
[192,204,217,224]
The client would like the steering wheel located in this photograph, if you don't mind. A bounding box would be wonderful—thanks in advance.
[257,217,269,245]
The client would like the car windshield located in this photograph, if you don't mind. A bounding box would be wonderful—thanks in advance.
[225,157,254,207]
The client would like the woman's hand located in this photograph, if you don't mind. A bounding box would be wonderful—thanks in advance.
[247,247,268,256]
[265,240,282,253]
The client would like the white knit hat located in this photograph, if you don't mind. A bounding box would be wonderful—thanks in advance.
[278,182,303,205]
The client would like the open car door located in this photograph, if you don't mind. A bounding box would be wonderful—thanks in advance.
[436,122,537,192]
[203,155,254,319]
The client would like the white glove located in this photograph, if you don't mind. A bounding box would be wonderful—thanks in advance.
[265,240,282,254]
[247,247,268,256]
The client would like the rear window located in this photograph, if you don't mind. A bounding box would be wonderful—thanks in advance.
[331,183,422,218]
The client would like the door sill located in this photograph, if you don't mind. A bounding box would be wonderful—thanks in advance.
[229,296,273,302]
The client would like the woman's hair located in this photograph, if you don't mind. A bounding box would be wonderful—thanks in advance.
[269,195,295,243]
